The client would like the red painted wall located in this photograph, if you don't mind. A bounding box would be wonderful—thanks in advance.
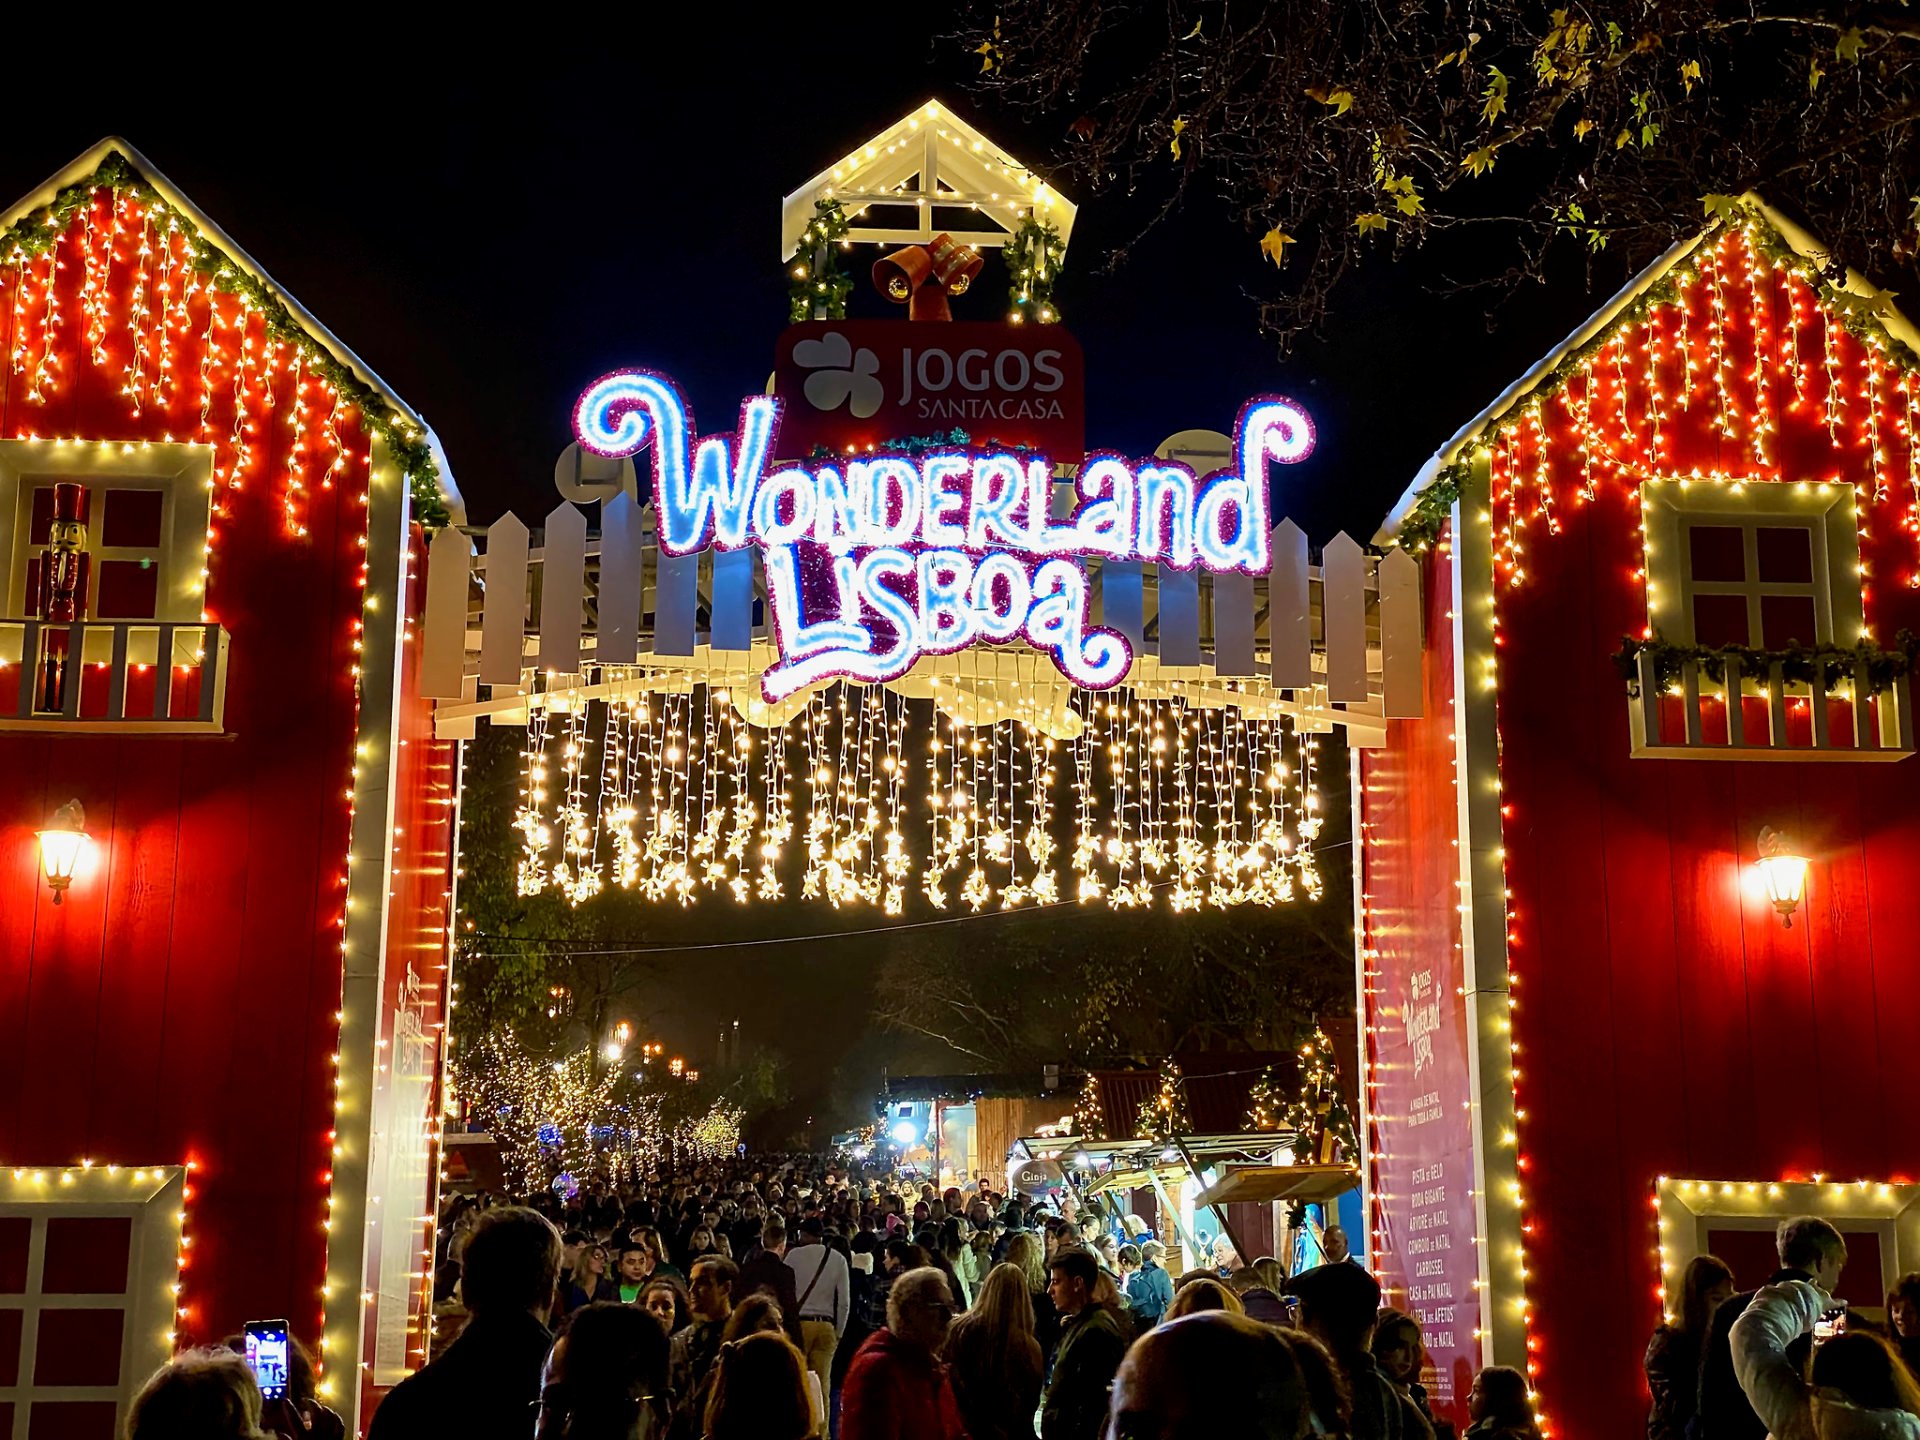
[0,183,449,1365]
[1370,226,1920,1436]
[1357,541,1483,1429]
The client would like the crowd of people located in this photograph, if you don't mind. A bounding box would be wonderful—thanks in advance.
[1643,1215,1920,1439]
[117,1156,1920,1440]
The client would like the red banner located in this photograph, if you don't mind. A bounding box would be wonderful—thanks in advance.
[772,321,1085,459]
[1359,546,1484,1429]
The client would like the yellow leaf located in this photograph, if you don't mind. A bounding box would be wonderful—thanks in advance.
[1616,128,1633,149]
[1480,66,1509,125]
[1462,146,1497,177]
[1573,118,1595,140]
[1679,58,1700,94]
[1259,228,1295,266]
[1170,116,1188,158]
[1325,87,1354,115]
[1701,193,1743,222]
[1355,212,1389,236]
[1182,18,1203,39]
[1836,27,1865,63]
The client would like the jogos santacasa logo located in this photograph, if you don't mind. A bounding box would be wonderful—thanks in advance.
[773,321,1086,458]
[573,369,1314,704]
[791,331,883,418]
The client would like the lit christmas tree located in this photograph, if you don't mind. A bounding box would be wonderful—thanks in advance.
[1074,1072,1107,1140]
[1247,1065,1285,1132]
[1282,1026,1358,1164]
[1134,1056,1191,1138]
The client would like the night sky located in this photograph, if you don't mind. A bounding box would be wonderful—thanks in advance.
[2,28,1636,1130]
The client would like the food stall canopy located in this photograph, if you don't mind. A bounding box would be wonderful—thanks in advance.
[1085,1163,1189,1196]
[1192,1164,1360,1209]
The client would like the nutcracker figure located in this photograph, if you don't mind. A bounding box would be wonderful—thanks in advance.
[28,483,91,711]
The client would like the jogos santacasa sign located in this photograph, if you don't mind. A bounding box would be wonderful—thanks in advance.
[772,321,1084,458]
[573,369,1314,705]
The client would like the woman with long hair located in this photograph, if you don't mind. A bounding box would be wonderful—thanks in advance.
[701,1332,813,1440]
[1809,1332,1920,1436]
[566,1243,619,1312]
[641,1276,691,1336]
[938,1216,975,1308]
[945,1263,1046,1440]
[1004,1230,1061,1360]
[1466,1366,1543,1440]
[1373,1309,1442,1440]
[1645,1254,1735,1440]
[1890,1273,1920,1379]
[720,1296,824,1434]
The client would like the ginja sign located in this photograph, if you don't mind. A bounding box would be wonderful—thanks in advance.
[574,369,1314,704]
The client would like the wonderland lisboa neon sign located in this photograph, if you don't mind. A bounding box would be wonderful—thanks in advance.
[574,369,1315,704]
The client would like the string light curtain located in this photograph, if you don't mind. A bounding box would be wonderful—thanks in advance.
[507,675,1328,914]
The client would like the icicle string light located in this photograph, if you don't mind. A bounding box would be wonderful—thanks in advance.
[499,672,1323,913]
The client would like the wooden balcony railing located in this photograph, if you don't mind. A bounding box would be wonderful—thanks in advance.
[1627,650,1914,761]
[0,620,230,733]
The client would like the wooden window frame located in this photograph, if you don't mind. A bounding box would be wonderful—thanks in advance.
[0,441,213,626]
[1641,480,1866,649]
[0,1166,187,1440]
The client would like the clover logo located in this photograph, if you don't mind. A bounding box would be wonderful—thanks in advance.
[793,331,884,418]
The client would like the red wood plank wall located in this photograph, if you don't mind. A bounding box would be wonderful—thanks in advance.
[1375,225,1920,1437]
[0,184,448,1363]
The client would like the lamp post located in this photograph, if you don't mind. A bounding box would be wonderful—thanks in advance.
[1756,826,1810,929]
[35,800,89,906]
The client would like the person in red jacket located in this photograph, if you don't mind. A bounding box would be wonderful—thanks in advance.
[841,1266,967,1440]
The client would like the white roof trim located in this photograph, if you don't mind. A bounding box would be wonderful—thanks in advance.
[1375,193,1920,544]
[3,138,464,524]
[780,99,1075,259]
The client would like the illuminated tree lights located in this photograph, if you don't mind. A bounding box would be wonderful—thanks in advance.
[0,152,450,529]
[504,674,1326,914]
[1281,1025,1357,1165]
[461,1037,743,1191]
[1133,1056,1190,1138]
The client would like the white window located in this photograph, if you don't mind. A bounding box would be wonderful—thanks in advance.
[0,1167,186,1439]
[1641,480,1865,649]
[0,441,212,626]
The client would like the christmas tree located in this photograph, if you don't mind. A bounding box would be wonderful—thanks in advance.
[1134,1056,1191,1138]
[1281,1025,1357,1164]
[1074,1071,1107,1140]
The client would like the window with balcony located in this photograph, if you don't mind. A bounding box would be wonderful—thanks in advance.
[1629,480,1909,760]
[0,442,227,732]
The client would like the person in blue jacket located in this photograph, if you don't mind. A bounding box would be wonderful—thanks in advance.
[1125,1240,1175,1328]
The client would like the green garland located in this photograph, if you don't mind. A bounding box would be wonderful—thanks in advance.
[786,199,853,323]
[0,152,450,529]
[1612,630,1919,697]
[1389,201,1920,551]
[1005,212,1064,324]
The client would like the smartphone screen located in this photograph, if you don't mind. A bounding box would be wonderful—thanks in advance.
[1814,1304,1848,1346]
[243,1319,291,1401]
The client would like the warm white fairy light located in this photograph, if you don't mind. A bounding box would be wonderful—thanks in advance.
[501,672,1323,914]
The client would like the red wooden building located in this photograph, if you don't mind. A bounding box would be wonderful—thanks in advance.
[1355,197,1920,1435]
[0,141,460,1433]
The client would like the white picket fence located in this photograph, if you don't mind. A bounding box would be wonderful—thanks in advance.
[416,493,1423,739]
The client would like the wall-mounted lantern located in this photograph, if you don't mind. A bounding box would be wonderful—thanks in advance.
[1756,826,1810,929]
[35,800,90,906]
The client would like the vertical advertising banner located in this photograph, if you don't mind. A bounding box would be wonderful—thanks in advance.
[1359,548,1483,1427]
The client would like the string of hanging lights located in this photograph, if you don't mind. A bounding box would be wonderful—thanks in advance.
[507,674,1327,915]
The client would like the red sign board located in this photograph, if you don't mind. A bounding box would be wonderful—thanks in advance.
[772,320,1085,460]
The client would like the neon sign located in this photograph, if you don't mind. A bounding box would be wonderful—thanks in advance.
[574,369,1315,703]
